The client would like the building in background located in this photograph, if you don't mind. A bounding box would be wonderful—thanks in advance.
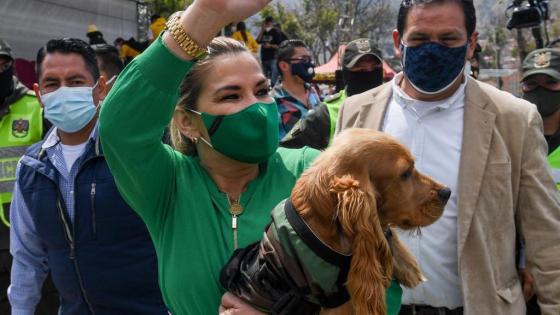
[1,0,144,60]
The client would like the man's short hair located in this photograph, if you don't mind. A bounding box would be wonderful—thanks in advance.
[264,16,274,24]
[93,44,124,79]
[397,0,476,38]
[277,39,308,63]
[36,38,100,82]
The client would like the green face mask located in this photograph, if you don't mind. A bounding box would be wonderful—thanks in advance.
[190,101,280,164]
[523,87,560,117]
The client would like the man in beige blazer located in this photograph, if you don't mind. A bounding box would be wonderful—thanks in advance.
[336,1,560,315]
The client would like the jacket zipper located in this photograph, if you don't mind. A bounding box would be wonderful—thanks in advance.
[90,182,96,238]
[56,195,96,315]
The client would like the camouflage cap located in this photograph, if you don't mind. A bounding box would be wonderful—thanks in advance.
[0,38,13,60]
[522,48,560,81]
[343,38,383,69]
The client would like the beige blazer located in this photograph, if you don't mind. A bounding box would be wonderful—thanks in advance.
[336,76,560,315]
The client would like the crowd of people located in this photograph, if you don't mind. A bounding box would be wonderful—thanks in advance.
[0,0,558,314]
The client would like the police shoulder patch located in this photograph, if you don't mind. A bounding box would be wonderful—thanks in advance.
[12,119,29,138]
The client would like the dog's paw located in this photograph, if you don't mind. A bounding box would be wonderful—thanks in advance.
[394,263,424,288]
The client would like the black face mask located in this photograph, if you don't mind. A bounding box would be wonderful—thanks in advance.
[343,67,384,97]
[523,86,560,117]
[291,62,315,83]
[0,65,14,102]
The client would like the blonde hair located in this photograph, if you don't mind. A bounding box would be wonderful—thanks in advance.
[170,37,255,155]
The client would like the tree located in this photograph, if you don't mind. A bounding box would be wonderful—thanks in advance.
[261,0,396,64]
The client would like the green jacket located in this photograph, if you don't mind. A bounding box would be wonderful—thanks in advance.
[0,79,43,248]
[548,147,560,190]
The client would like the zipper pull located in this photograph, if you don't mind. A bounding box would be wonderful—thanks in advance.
[226,194,243,250]
[232,214,238,250]
[69,243,76,259]
[90,182,97,237]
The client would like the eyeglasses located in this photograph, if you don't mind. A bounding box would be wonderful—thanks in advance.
[0,60,12,73]
[288,57,313,64]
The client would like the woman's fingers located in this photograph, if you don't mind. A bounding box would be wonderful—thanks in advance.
[218,292,266,315]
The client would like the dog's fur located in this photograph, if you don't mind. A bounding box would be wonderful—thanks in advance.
[290,129,449,315]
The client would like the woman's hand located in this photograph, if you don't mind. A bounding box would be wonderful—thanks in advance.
[193,0,271,26]
[164,0,271,60]
[218,292,266,315]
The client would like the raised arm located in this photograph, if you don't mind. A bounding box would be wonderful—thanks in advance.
[99,0,270,227]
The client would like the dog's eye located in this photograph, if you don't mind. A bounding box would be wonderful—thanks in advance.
[401,169,413,180]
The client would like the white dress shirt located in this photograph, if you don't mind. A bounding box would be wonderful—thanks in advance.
[382,74,466,308]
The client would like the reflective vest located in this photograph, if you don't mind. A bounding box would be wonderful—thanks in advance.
[324,89,346,144]
[0,92,43,231]
[548,146,560,190]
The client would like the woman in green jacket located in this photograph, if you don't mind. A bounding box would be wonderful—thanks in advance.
[99,0,401,314]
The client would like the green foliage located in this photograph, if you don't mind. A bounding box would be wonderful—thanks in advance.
[258,0,396,63]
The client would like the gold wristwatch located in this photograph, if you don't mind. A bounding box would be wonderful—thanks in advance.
[165,13,208,60]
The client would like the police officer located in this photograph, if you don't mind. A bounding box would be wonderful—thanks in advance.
[521,48,560,189]
[0,38,58,314]
[281,38,384,150]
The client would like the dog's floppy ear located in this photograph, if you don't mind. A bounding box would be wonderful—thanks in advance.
[331,175,392,315]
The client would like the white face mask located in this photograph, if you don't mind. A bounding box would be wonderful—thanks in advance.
[265,27,273,32]
[40,81,99,133]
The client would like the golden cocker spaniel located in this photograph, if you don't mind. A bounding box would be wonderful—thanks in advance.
[221,128,451,315]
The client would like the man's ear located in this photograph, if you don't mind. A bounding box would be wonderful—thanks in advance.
[278,60,290,74]
[33,83,43,108]
[392,29,403,60]
[95,75,107,102]
[466,31,479,60]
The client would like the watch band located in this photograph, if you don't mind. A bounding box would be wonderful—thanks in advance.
[165,13,208,60]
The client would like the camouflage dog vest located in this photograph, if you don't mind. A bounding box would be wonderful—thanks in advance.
[220,199,352,315]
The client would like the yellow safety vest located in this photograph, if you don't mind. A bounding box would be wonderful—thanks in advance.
[0,92,43,227]
[548,146,560,190]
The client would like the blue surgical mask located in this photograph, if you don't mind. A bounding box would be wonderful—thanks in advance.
[291,62,315,83]
[41,82,99,133]
[401,42,468,95]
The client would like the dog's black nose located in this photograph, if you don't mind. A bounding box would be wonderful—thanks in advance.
[437,187,451,204]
